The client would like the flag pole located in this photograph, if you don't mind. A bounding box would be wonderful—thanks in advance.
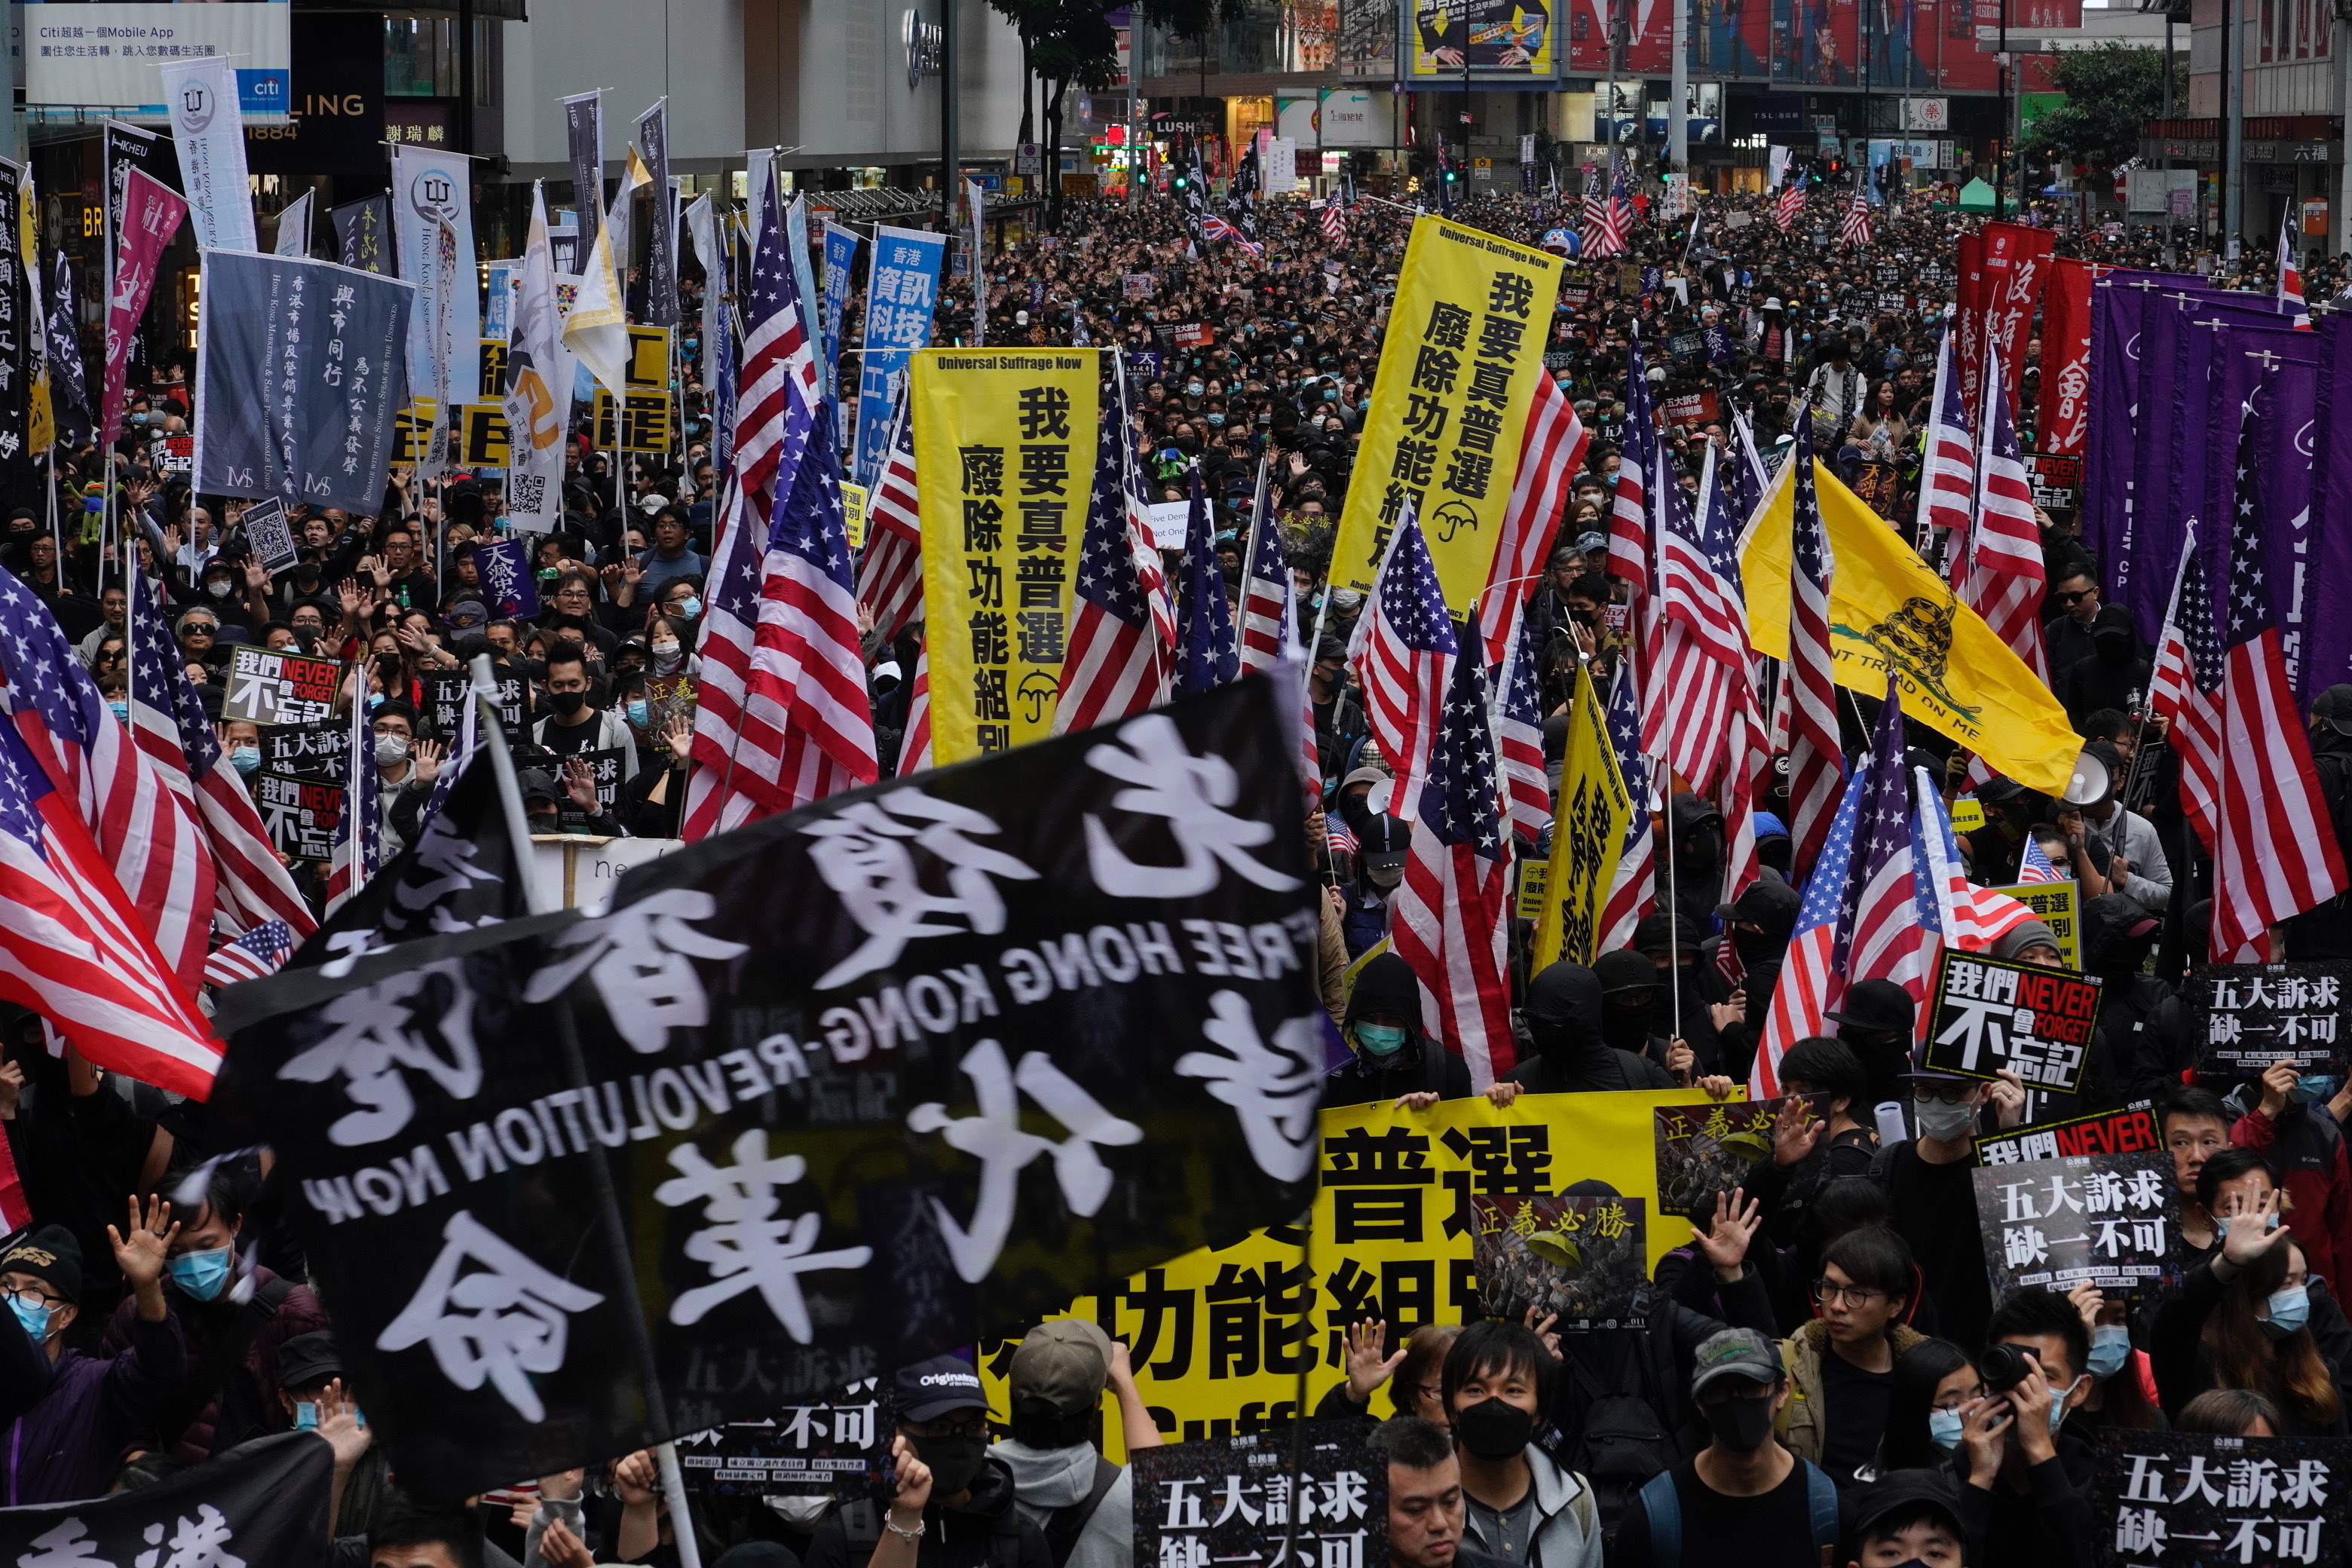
[1658,744,1683,1062]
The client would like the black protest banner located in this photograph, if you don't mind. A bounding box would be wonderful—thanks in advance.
[210,680,1324,1498]
[2094,1428,2352,1566]
[243,496,299,574]
[1924,949,2103,1094]
[224,645,342,725]
[1654,1095,1828,1217]
[0,1431,330,1560]
[675,1377,890,1497]
[1974,1099,2159,1168]
[1471,1194,1647,1331]
[254,770,344,862]
[557,746,624,832]
[421,669,472,738]
[2188,962,2352,1079]
[1971,1151,2179,1301]
[1134,1423,1385,1568]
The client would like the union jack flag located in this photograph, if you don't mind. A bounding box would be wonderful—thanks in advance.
[2280,207,2311,329]
[203,920,295,988]
[1202,215,1264,256]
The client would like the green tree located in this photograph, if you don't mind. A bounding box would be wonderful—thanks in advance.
[2020,43,2188,171]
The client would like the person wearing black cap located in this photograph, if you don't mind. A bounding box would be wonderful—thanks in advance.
[1326,954,1474,1108]
[2078,894,2185,1104]
[1493,963,1672,1098]
[2,1200,187,1504]
[1309,638,1368,788]
[277,1331,392,1540]
[1843,1468,1967,1566]
[1824,979,1916,1126]
[1868,1063,2016,1358]
[1342,813,1411,960]
[804,1354,1049,1568]
[1707,880,1799,1086]
[1634,913,1730,1075]
[1594,950,1695,1082]
[2283,683,2352,959]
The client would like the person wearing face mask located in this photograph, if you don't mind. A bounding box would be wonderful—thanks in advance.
[1440,1322,1603,1568]
[1657,795,1726,947]
[274,1331,390,1539]
[531,642,641,786]
[1634,914,1731,1075]
[220,717,264,781]
[1594,950,1697,1082]
[2055,1285,2163,1438]
[1702,881,1797,1084]
[2220,1056,2352,1299]
[96,1168,326,1464]
[1869,1338,1980,1476]
[1342,814,1411,959]
[1824,981,1916,1131]
[1612,1330,1844,1568]
[2072,895,2185,1107]
[1,1208,189,1504]
[1492,963,1673,1100]
[803,1354,1052,1568]
[1325,954,1473,1108]
[1949,1289,2100,1568]
[1872,1067,2011,1358]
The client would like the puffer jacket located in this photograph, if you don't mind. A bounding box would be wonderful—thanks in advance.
[1774,1316,1928,1465]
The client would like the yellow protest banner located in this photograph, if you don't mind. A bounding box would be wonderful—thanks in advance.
[1533,666,1628,971]
[841,482,870,550]
[978,1089,1693,1456]
[22,191,49,456]
[458,403,512,469]
[1514,859,1548,923]
[392,400,439,465]
[1741,458,2081,795]
[1950,797,1986,831]
[1330,217,1564,609]
[593,389,676,454]
[1993,878,2082,968]
[913,351,1098,764]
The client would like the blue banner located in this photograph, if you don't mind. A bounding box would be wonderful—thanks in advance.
[473,537,541,619]
[852,225,947,489]
[193,250,415,516]
[821,220,859,434]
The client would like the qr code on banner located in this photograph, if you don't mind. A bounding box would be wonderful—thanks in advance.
[510,475,546,513]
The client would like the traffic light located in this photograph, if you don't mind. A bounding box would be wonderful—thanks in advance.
[1173,172,1189,190]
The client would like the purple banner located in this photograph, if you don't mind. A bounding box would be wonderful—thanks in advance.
[472,537,540,619]
[2305,316,2352,703]
[2255,359,2322,708]
[103,169,187,446]
[2082,277,2142,586]
[2193,321,2318,626]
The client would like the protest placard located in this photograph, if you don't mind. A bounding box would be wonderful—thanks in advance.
[2188,961,2352,1078]
[1132,1423,1384,1568]
[1971,1150,2178,1299]
[1923,949,2103,1093]
[1472,1193,1648,1331]
[224,646,342,725]
[262,720,347,785]
[253,772,345,862]
[242,496,298,573]
[675,1380,890,1497]
[1654,1095,1827,1217]
[2092,1428,2352,1566]
[1974,1100,2158,1168]
[1992,877,2081,967]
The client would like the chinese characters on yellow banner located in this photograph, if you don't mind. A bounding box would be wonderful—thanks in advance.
[913,351,1100,764]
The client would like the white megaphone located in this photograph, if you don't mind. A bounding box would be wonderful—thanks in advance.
[2060,749,2112,808]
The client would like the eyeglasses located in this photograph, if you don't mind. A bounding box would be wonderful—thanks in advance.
[3,1286,58,1312]
[2056,589,2096,605]
[181,623,217,637]
[1811,1279,1887,1309]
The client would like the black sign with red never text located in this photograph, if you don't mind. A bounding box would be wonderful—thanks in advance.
[1924,950,2104,1095]
[1975,1100,2158,1168]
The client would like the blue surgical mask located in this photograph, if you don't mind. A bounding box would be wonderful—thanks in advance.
[167,1245,234,1302]
[2087,1325,2131,1381]
[676,596,703,620]
[2217,1211,2282,1239]
[2296,1074,2341,1106]
[2047,1375,2084,1432]
[1927,1407,1965,1451]
[229,744,261,776]
[1355,1022,1408,1058]
[8,1295,53,1343]
[293,1400,320,1432]
[2268,1284,2312,1338]
[106,699,128,723]
[625,699,650,727]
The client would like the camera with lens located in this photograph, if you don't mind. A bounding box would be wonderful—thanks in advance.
[1978,1341,2035,1395]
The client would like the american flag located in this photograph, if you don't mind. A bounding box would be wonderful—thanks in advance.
[898,641,933,775]
[1236,466,1292,674]
[0,711,219,1098]
[1840,182,1873,247]
[1392,610,1516,1089]
[1480,368,1590,667]
[747,400,879,811]
[1784,420,1845,880]
[322,688,379,918]
[2148,525,2222,854]
[1321,198,1346,245]
[2280,208,2311,329]
[1201,215,1264,257]
[203,920,296,988]
[127,569,314,945]
[1494,601,1551,844]
[1774,176,1805,234]
[1917,314,1975,537]
[1596,657,1659,955]
[1327,816,1360,856]
[2213,408,2347,960]
[1591,158,1632,257]
[724,191,819,562]
[121,568,219,982]
[1642,434,1751,792]
[1174,467,1239,695]
[681,478,768,839]
[1607,334,1655,596]
[0,569,213,990]
[2015,832,2063,884]
[1581,165,1606,249]
[1055,423,1174,733]
[1348,505,1457,823]
[857,390,924,641]
[1953,345,2047,681]
[1916,766,2041,955]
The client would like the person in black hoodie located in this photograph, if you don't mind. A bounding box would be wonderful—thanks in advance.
[2054,606,2150,733]
[1634,913,1730,1074]
[1594,950,1693,1082]
[1658,795,1727,945]
[1322,954,1474,1108]
[1825,980,1916,1129]
[1491,963,1673,1101]
[1707,880,1801,1085]
[2078,893,2186,1104]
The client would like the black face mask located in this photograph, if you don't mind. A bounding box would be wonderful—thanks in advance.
[1452,1397,1536,1461]
[1701,1393,1775,1453]
[913,1433,988,1497]
[548,689,590,718]
[1732,926,1781,963]
[1839,1027,1906,1061]
[1601,997,1652,1051]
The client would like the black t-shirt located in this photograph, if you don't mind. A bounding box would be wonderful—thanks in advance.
[1610,1458,1821,1568]
[1816,1347,1896,1489]
[1883,1142,1995,1353]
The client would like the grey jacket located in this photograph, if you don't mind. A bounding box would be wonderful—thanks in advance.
[1459,1444,1603,1568]
[990,1438,1131,1568]
[2087,805,2172,911]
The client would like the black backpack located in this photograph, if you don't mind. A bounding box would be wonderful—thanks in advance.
[1558,1346,1677,1548]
